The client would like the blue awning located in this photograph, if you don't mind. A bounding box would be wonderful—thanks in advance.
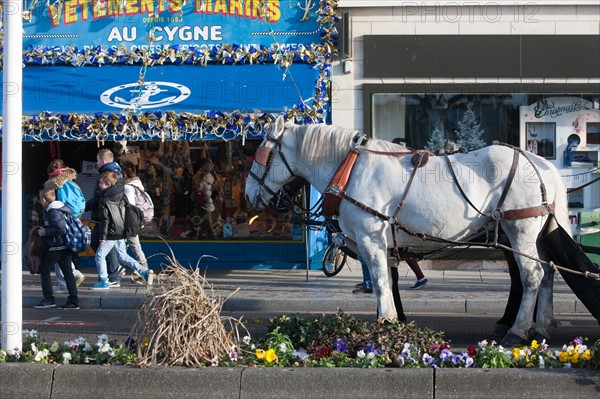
[21,63,320,114]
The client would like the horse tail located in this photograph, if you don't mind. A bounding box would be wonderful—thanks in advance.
[549,166,570,232]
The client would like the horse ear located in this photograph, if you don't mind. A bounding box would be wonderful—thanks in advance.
[272,115,286,140]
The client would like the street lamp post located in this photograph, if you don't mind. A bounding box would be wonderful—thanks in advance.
[1,0,24,351]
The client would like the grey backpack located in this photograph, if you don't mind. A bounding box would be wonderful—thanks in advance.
[128,184,154,224]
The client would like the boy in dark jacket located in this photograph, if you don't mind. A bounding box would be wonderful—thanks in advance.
[91,171,153,290]
[33,188,80,310]
[85,148,124,286]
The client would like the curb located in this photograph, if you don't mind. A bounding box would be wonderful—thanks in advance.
[1,363,598,399]
[20,294,586,315]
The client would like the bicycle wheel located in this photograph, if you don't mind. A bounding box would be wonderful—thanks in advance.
[322,244,347,277]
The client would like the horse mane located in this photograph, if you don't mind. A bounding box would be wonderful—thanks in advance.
[290,123,412,166]
[293,123,358,165]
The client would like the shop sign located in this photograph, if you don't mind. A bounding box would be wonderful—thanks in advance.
[23,1,320,49]
[533,99,592,119]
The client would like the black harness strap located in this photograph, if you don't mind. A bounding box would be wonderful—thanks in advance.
[443,154,488,217]
[389,152,427,260]
[340,192,388,221]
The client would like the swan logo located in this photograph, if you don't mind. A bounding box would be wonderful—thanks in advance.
[100,81,191,110]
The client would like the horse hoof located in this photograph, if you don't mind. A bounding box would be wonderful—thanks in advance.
[531,332,550,344]
[489,323,510,341]
[501,332,527,346]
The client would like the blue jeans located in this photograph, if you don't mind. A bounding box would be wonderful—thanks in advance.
[358,256,373,289]
[91,224,121,283]
[95,239,147,282]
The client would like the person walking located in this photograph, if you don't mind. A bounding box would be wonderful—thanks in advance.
[43,159,86,292]
[352,256,374,294]
[353,257,428,291]
[90,171,153,290]
[121,161,149,270]
[406,259,428,289]
[33,188,80,310]
[86,149,124,287]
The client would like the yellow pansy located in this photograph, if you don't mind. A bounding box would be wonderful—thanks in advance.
[256,349,266,359]
[265,349,278,363]
[512,348,520,360]
[570,352,579,363]
[581,350,591,361]
[558,351,569,362]
[530,340,539,350]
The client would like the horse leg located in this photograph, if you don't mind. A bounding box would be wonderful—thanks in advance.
[491,248,523,340]
[390,266,407,323]
[531,243,556,343]
[362,244,397,321]
[502,232,545,345]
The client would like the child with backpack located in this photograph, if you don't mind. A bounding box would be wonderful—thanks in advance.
[33,188,80,310]
[91,170,153,290]
[42,159,86,292]
[122,161,151,270]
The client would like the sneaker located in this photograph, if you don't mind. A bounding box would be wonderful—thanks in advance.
[90,280,110,290]
[117,266,127,277]
[352,286,374,294]
[108,280,121,288]
[355,282,364,288]
[140,270,155,285]
[58,302,80,310]
[410,278,428,290]
[55,288,68,294]
[75,274,86,287]
[34,299,56,309]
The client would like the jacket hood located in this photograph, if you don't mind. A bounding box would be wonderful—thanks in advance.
[125,177,144,189]
[98,162,122,173]
[100,180,124,201]
[44,168,77,191]
[45,201,72,215]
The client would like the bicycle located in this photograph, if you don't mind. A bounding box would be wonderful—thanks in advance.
[321,232,348,277]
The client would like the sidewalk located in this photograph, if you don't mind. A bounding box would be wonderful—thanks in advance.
[15,257,594,315]
[4,260,600,399]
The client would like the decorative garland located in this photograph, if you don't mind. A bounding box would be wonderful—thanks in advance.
[0,0,339,141]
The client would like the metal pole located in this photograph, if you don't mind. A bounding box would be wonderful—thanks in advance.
[305,223,310,282]
[1,0,24,351]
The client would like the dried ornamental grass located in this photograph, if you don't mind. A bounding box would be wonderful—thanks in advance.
[131,255,247,367]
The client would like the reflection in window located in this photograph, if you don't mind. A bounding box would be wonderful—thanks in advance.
[120,140,303,241]
[371,93,596,151]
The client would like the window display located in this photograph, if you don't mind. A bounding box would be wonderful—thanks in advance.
[23,140,304,242]
[370,93,598,152]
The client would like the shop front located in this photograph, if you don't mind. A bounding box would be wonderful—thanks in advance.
[331,2,600,258]
[2,0,341,269]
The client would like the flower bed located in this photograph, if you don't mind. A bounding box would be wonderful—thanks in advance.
[2,312,598,370]
[5,263,597,370]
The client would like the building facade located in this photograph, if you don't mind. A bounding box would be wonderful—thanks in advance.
[332,1,600,213]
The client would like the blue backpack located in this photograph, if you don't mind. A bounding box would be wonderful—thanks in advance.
[64,215,91,253]
[56,181,86,217]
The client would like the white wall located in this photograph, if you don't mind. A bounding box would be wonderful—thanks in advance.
[331,4,600,131]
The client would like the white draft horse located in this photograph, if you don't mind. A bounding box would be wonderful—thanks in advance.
[245,116,570,344]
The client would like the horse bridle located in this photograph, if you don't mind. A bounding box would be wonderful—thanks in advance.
[248,129,297,209]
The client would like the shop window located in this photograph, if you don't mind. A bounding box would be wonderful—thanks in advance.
[525,122,556,159]
[369,92,598,155]
[23,140,304,242]
[587,122,600,145]
[371,93,519,149]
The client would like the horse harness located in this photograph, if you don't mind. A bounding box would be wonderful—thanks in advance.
[322,139,556,262]
[248,132,297,209]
